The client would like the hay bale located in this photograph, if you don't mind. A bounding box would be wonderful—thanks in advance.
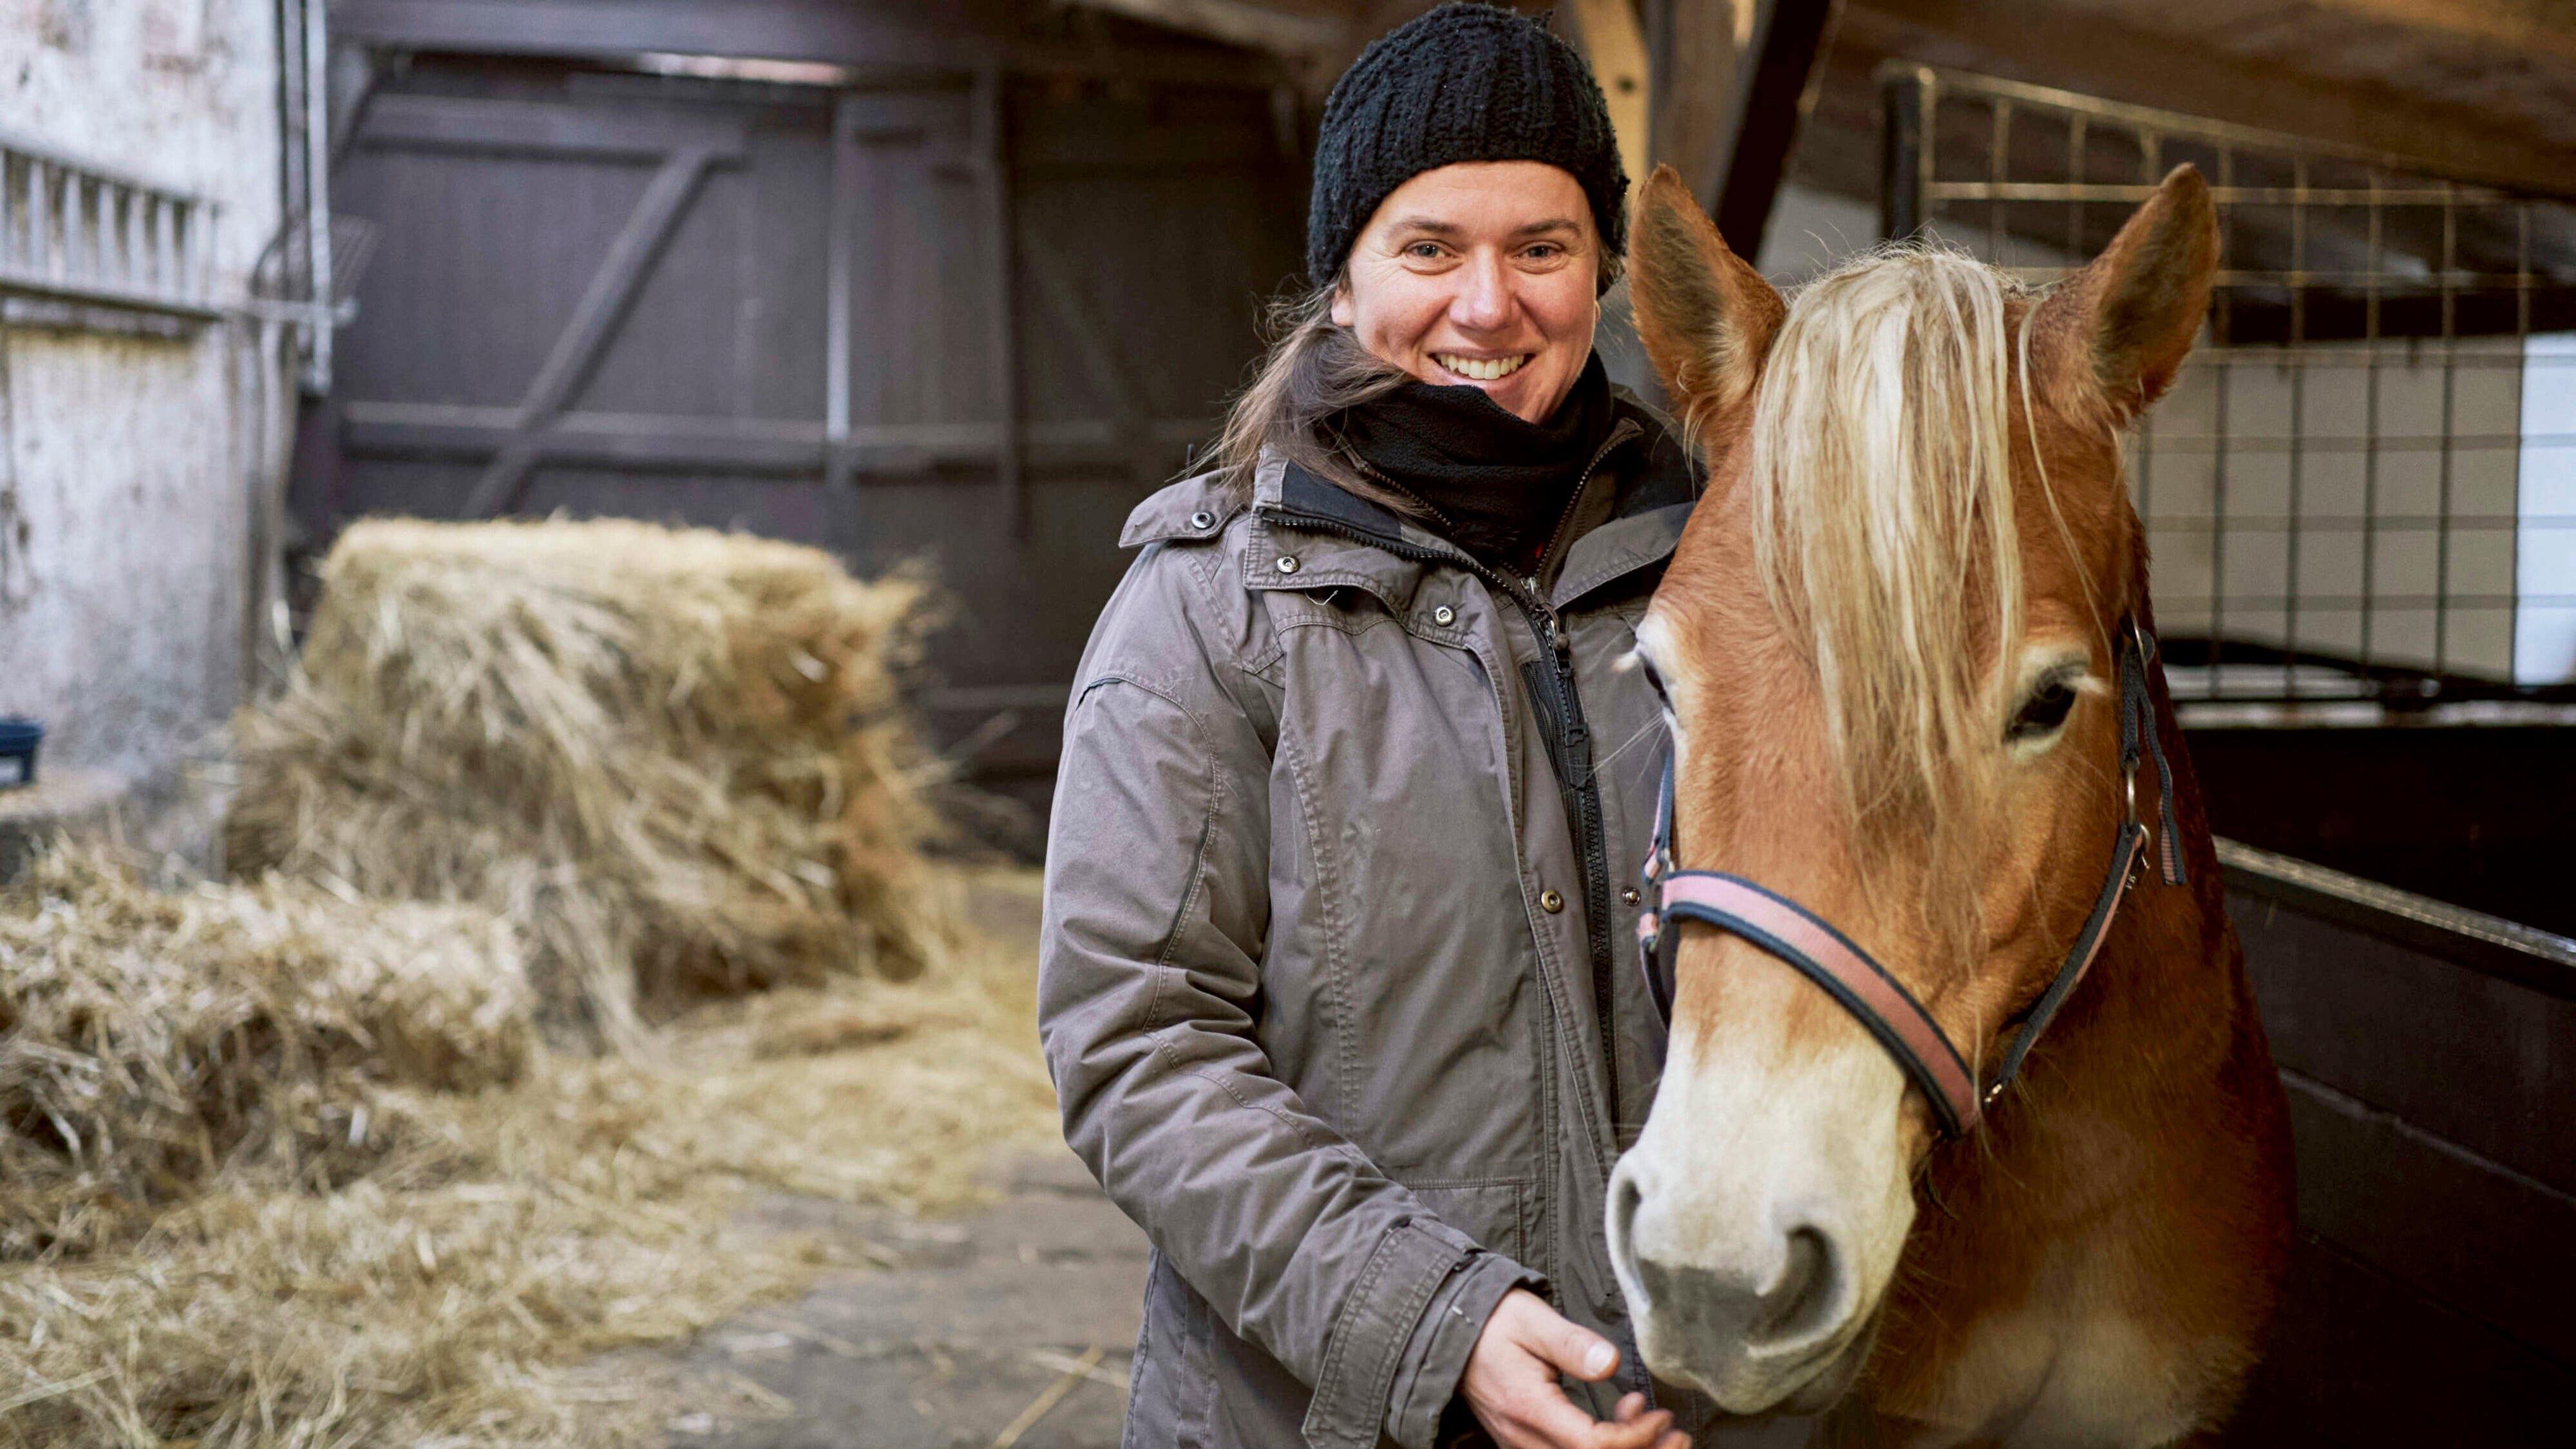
[0,846,531,1258]
[224,518,951,1040]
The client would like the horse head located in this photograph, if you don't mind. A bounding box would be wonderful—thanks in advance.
[1607,163,2219,1416]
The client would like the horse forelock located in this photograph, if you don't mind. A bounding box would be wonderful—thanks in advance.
[1740,245,2038,945]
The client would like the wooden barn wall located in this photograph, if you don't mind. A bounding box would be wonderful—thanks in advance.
[298,45,1303,816]
[2222,858,2576,1443]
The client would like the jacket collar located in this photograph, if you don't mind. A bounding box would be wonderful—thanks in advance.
[1251,389,1699,611]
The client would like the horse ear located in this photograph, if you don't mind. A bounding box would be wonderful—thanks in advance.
[2033,164,2219,424]
[1627,165,1785,437]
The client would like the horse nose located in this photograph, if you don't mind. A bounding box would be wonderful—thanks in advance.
[1639,1223,1847,1352]
[1609,1158,1857,1394]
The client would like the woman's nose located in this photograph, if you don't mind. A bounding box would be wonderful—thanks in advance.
[1450,252,1514,332]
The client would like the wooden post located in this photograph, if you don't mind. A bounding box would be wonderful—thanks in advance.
[826,95,859,492]
[974,65,1025,537]
[1566,0,1653,194]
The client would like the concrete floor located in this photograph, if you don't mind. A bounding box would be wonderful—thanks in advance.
[655,1149,1147,1449]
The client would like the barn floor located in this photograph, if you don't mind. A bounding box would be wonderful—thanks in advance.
[614,874,1147,1449]
[641,1150,1146,1449]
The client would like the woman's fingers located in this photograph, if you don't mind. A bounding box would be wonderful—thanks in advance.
[1464,1291,1687,1449]
[1511,1297,1618,1381]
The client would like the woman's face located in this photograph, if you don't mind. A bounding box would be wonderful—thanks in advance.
[1332,161,1601,424]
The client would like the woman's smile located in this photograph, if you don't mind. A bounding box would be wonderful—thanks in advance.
[1431,352,1533,384]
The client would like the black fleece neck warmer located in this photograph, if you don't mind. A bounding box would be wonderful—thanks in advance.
[1331,353,1618,567]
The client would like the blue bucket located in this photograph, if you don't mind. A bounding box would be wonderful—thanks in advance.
[0,717,41,789]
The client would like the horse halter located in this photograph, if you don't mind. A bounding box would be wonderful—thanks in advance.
[1635,622,2187,1138]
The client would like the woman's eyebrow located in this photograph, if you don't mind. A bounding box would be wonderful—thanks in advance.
[1383,216,1584,238]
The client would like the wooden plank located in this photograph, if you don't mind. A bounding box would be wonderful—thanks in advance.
[332,0,1283,90]
[2230,884,2576,1197]
[360,94,747,161]
[463,147,719,517]
[1645,0,1747,215]
[2279,1072,2576,1367]
[1713,0,1841,259]
[1070,0,1346,58]
[2226,1235,2576,1444]
[974,67,1026,536]
[1019,229,1162,480]
[827,96,862,491]
[336,0,967,70]
[2220,839,2576,1004]
[1566,0,1653,196]
[341,402,1213,475]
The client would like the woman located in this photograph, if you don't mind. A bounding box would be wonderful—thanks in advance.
[1040,8,1700,1446]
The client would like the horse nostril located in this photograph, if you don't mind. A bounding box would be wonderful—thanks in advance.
[1607,1167,1646,1282]
[1758,1226,1846,1346]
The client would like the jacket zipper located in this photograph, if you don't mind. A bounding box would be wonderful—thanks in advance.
[1293,421,1641,1135]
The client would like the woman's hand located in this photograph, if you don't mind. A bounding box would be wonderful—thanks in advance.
[1459,1289,1689,1449]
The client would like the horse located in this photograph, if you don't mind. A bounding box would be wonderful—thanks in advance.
[1603,163,2295,1446]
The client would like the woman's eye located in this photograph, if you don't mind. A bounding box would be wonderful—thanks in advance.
[1523,243,1561,261]
[2007,679,2078,741]
[1405,242,1444,259]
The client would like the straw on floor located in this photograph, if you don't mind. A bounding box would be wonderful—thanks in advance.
[0,858,1057,1449]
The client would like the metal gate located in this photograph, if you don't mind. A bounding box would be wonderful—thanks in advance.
[300,38,1303,799]
[1879,66,2576,709]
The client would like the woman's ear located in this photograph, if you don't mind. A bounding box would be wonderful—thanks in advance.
[2031,165,2220,425]
[1625,165,1785,436]
[1330,276,1355,328]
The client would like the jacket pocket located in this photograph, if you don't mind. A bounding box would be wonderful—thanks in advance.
[1405,1180,1532,1267]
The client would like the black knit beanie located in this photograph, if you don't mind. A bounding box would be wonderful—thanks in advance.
[1305,3,1627,291]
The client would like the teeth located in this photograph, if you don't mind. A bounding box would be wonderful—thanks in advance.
[1435,353,1528,382]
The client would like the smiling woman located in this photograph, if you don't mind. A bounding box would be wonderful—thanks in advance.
[1332,161,1604,422]
[1039,6,1712,1449]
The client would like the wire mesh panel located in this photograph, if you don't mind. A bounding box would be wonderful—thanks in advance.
[1879,65,2576,706]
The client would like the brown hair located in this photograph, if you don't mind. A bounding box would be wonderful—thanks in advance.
[1204,282,1414,513]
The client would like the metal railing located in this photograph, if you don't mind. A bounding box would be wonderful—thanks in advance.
[0,129,220,330]
[1880,65,2576,707]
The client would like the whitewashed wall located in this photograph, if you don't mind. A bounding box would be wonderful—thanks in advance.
[0,0,289,843]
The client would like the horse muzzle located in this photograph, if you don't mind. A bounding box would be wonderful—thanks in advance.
[1607,1150,1881,1413]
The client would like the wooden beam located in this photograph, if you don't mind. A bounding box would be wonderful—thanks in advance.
[1564,0,1653,196]
[825,97,861,492]
[340,402,1216,476]
[974,66,1027,536]
[1836,1,2576,202]
[1712,0,1839,258]
[461,147,717,517]
[1643,0,1749,214]
[1070,0,1349,57]
[359,94,746,160]
[334,0,1286,90]
[2308,0,2576,66]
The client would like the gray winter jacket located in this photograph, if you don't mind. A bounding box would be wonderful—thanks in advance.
[1039,393,1703,1449]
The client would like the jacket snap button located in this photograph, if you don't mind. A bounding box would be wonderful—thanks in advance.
[1539,889,1566,914]
[1275,555,1300,574]
[1620,886,1641,905]
[1432,605,1455,626]
[1189,510,1215,529]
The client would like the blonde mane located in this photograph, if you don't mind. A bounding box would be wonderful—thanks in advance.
[1745,245,2032,934]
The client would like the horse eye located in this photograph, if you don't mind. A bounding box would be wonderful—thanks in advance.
[1640,658,1673,712]
[2008,678,2078,741]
